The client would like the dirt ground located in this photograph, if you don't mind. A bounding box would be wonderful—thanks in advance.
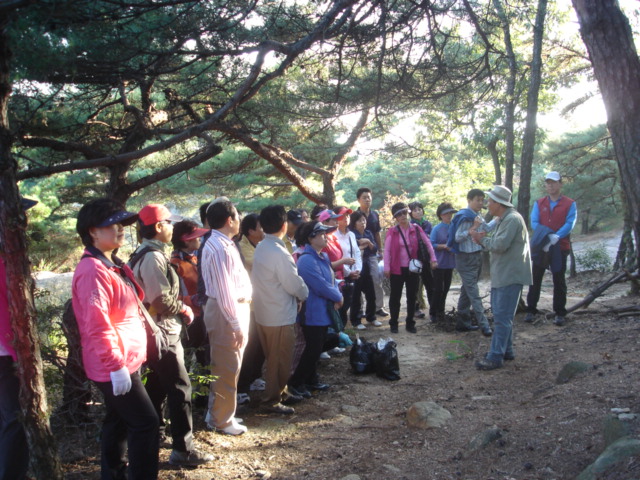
[57,232,640,479]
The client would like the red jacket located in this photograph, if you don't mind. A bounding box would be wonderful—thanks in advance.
[537,196,574,251]
[72,251,147,382]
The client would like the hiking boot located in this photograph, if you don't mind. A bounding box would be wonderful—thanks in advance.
[406,325,417,333]
[289,385,312,399]
[554,315,566,326]
[481,326,493,337]
[503,352,515,361]
[475,358,503,371]
[169,448,214,467]
[376,308,390,317]
[236,392,250,405]
[524,312,535,323]
[266,403,295,415]
[281,393,303,405]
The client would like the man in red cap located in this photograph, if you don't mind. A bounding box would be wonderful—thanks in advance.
[130,204,213,467]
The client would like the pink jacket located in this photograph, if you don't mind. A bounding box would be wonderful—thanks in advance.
[72,251,147,382]
[384,224,436,275]
[0,257,16,361]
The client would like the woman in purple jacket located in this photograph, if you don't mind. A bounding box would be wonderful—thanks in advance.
[72,198,159,480]
[288,221,343,398]
[430,202,458,323]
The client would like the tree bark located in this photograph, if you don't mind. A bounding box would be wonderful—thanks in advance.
[572,0,640,271]
[517,0,547,224]
[493,0,517,191]
[0,14,64,479]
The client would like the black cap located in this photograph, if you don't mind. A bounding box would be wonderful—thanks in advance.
[20,197,38,211]
[287,209,303,226]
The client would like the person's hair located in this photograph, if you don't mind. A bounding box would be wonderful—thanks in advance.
[356,187,372,199]
[207,200,236,230]
[408,201,424,212]
[172,219,199,250]
[295,221,315,247]
[259,205,286,234]
[436,202,455,220]
[138,222,158,240]
[199,202,211,225]
[467,188,485,201]
[310,204,327,220]
[240,213,260,237]
[76,198,125,248]
[349,210,366,230]
[296,208,308,217]
[391,202,409,217]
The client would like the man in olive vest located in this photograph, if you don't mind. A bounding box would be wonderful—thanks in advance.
[524,172,577,326]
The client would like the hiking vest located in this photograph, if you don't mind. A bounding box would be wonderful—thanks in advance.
[537,195,574,251]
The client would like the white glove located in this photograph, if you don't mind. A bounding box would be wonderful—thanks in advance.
[548,234,560,246]
[110,366,132,396]
[180,305,194,325]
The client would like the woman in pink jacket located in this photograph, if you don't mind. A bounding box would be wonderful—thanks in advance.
[384,202,438,334]
[72,198,159,480]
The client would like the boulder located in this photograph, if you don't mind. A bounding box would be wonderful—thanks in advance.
[406,401,452,429]
[555,361,591,384]
[576,437,640,480]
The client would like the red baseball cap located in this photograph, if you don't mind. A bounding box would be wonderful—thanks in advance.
[333,206,353,218]
[181,227,209,241]
[138,204,183,226]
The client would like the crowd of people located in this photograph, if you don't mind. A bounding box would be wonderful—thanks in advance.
[0,172,576,479]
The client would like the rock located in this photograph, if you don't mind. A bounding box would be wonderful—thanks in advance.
[618,413,637,421]
[555,361,591,384]
[406,401,452,429]
[577,437,640,480]
[255,470,271,479]
[468,425,503,451]
[341,405,359,414]
[611,407,631,413]
[339,475,361,480]
[383,464,401,474]
[602,415,630,448]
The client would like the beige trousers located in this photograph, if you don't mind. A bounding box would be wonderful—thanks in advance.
[203,298,249,429]
[256,323,295,406]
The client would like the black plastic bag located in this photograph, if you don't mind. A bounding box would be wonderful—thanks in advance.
[372,340,401,381]
[349,337,376,374]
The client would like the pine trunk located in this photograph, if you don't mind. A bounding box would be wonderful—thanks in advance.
[0,16,64,479]
[573,0,640,271]
[517,0,548,225]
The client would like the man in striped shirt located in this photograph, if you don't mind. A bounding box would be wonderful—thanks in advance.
[201,200,252,435]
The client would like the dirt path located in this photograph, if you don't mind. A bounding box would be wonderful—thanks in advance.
[60,266,640,480]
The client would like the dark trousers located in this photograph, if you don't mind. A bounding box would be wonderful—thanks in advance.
[338,282,354,329]
[182,314,210,369]
[94,372,159,480]
[526,251,569,316]
[431,268,453,315]
[350,271,377,325]
[289,325,328,387]
[0,356,29,480]
[237,312,265,394]
[145,338,194,452]
[389,267,420,328]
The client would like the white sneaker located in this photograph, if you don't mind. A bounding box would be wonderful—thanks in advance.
[205,412,243,430]
[370,320,382,327]
[217,418,247,436]
[319,352,331,359]
[356,324,367,330]
[237,393,251,405]
[330,347,346,354]
[250,378,266,391]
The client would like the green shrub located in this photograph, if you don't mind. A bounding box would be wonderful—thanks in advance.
[575,244,611,272]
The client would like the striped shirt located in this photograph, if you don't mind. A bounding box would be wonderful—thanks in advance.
[201,229,252,331]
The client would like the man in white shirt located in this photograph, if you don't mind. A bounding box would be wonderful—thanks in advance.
[201,200,252,435]
[251,206,309,414]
